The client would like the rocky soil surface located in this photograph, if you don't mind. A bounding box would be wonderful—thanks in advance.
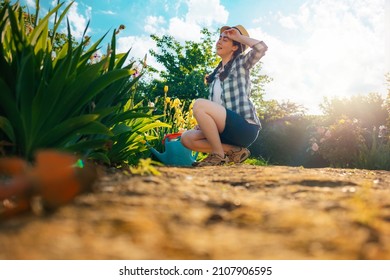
[1,165,390,259]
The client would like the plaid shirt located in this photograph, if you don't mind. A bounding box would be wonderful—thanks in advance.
[209,41,267,126]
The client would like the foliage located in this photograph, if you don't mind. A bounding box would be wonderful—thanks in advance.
[129,158,163,176]
[251,115,321,166]
[0,2,107,158]
[250,62,273,110]
[257,99,307,122]
[18,2,79,51]
[74,28,169,165]
[0,1,163,167]
[305,91,390,170]
[320,93,387,129]
[250,97,314,167]
[160,86,197,133]
[147,86,197,153]
[103,101,170,165]
[355,125,390,170]
[308,119,390,170]
[307,117,367,168]
[137,28,218,104]
[243,157,268,166]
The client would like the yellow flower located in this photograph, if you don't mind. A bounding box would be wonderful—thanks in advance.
[190,118,198,127]
[177,116,185,125]
[164,85,169,93]
[165,97,171,104]
[129,158,162,176]
[172,98,181,107]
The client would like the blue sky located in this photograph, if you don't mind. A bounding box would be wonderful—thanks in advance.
[20,0,389,114]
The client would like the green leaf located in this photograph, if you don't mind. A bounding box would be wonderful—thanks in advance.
[111,123,132,135]
[87,151,111,164]
[17,51,36,131]
[35,114,100,148]
[64,139,110,152]
[70,68,133,114]
[29,3,63,46]
[0,116,15,142]
[109,111,152,124]
[51,2,73,40]
[0,78,24,145]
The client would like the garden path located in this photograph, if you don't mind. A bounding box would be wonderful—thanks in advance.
[1,165,390,259]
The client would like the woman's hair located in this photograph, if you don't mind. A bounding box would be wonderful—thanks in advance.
[205,40,244,85]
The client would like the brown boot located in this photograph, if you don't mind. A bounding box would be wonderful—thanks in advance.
[192,153,229,167]
[226,147,250,164]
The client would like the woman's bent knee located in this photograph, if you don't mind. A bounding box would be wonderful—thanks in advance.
[192,99,208,115]
[180,131,192,149]
[193,98,225,119]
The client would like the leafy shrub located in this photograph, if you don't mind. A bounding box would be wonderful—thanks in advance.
[0,2,132,159]
[309,119,390,170]
[355,125,390,170]
[251,116,322,166]
[0,1,168,166]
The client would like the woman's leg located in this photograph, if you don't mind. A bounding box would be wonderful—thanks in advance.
[181,129,237,153]
[181,99,236,156]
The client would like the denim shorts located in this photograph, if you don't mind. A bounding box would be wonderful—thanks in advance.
[220,108,261,148]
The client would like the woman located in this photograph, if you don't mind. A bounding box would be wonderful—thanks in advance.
[181,25,268,166]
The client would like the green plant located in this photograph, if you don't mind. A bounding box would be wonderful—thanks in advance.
[104,100,171,165]
[243,157,268,166]
[147,86,197,153]
[64,26,170,165]
[0,1,133,159]
[129,158,163,176]
[308,117,366,168]
[251,116,316,166]
[355,126,390,170]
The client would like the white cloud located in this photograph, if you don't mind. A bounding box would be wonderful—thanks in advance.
[100,10,116,15]
[168,17,202,41]
[116,0,229,76]
[116,35,161,71]
[144,16,166,34]
[257,0,387,114]
[185,0,228,26]
[278,14,298,30]
[141,0,228,42]
[26,0,35,8]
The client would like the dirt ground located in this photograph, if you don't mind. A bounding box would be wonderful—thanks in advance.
[1,164,390,260]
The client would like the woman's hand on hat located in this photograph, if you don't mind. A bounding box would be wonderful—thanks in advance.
[223,28,241,40]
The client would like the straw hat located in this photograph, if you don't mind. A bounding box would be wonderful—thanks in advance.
[220,25,249,37]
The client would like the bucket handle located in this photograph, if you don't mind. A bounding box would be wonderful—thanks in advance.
[162,132,183,145]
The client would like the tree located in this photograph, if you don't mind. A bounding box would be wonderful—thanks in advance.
[137,28,218,105]
[257,99,307,121]
[250,62,272,108]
